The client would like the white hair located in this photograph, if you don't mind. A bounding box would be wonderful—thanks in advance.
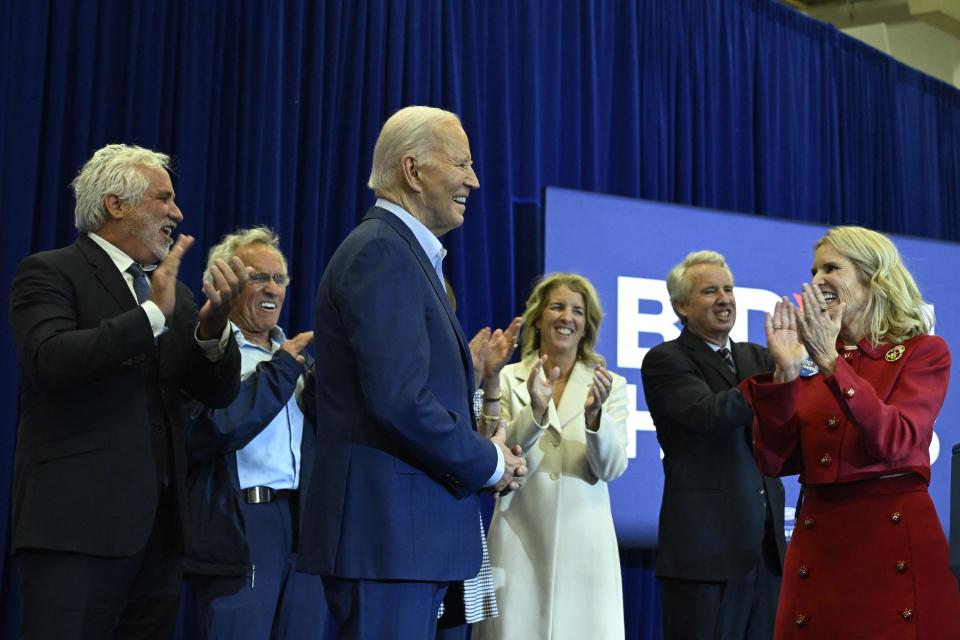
[367,106,461,192]
[71,144,171,232]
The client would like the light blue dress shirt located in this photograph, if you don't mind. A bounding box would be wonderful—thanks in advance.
[234,324,304,490]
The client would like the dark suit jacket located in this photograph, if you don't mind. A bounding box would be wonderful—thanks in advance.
[8,234,240,557]
[641,328,786,582]
[298,205,498,582]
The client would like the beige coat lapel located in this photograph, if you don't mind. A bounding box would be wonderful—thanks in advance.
[555,361,592,430]
[510,357,593,433]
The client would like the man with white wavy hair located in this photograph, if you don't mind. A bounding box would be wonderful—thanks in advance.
[9,143,246,637]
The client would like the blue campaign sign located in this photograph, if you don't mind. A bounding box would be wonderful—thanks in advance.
[544,186,960,547]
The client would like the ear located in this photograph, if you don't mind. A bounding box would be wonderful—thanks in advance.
[400,155,423,193]
[673,302,687,323]
[104,194,125,220]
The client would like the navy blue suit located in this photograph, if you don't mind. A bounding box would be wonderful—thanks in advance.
[298,206,497,637]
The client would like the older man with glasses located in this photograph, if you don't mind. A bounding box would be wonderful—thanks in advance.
[182,226,327,639]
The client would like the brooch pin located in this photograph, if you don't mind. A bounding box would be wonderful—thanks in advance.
[799,359,820,377]
[885,345,905,362]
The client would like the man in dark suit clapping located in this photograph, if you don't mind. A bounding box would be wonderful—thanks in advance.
[9,143,245,638]
[641,250,786,640]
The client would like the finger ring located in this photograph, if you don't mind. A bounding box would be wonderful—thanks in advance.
[805,315,814,321]
[773,324,782,330]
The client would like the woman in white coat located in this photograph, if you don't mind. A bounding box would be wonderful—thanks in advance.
[474,273,629,640]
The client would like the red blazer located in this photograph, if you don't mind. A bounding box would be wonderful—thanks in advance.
[740,334,950,484]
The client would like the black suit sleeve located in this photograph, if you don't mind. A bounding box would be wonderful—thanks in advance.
[165,285,241,410]
[641,344,754,436]
[10,253,157,391]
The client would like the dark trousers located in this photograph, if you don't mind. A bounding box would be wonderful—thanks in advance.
[191,497,327,639]
[660,537,781,640]
[322,576,449,640]
[16,499,182,640]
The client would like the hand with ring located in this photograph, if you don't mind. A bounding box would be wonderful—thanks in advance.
[765,297,805,383]
[795,283,842,376]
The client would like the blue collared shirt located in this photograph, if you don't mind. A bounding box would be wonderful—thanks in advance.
[234,324,304,490]
[375,198,447,288]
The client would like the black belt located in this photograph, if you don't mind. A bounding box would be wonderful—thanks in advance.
[243,486,296,504]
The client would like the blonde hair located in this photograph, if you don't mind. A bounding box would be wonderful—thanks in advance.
[665,250,733,324]
[72,144,172,232]
[816,226,930,345]
[205,226,287,280]
[367,106,462,192]
[520,273,605,365]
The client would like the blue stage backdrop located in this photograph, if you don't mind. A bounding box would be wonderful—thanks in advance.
[545,186,960,546]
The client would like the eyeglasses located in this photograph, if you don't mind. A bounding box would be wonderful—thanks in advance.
[248,272,291,287]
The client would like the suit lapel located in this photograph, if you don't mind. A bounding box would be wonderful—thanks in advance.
[510,357,590,432]
[679,328,738,386]
[76,234,138,312]
[363,207,475,388]
[555,361,592,430]
[510,358,560,433]
[731,340,764,379]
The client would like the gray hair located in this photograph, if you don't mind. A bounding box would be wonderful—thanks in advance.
[205,226,287,280]
[367,106,462,192]
[71,144,172,232]
[666,250,733,308]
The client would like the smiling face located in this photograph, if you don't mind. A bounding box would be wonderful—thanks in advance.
[121,165,182,263]
[811,243,869,341]
[536,285,586,358]
[675,263,736,346]
[410,120,480,237]
[230,243,287,346]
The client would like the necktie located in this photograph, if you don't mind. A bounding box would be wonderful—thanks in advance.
[127,263,150,305]
[443,275,457,312]
[719,347,736,374]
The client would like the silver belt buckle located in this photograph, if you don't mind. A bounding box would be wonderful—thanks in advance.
[245,486,272,504]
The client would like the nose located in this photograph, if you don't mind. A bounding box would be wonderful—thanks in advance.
[811,270,824,286]
[170,202,184,222]
[466,165,479,190]
[263,278,282,295]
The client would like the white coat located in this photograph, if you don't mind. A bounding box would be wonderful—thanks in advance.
[474,355,629,640]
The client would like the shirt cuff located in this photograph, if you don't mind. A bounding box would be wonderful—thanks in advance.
[142,301,166,337]
[194,322,231,362]
[483,441,505,488]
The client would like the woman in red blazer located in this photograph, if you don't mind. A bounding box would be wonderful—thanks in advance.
[741,225,960,638]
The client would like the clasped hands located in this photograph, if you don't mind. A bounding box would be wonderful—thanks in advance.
[766,283,845,382]
[489,419,527,494]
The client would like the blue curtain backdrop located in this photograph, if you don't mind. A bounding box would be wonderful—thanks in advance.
[2,0,959,637]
